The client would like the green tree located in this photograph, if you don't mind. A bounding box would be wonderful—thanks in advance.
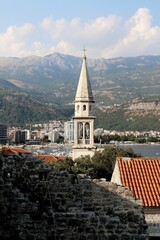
[50,146,141,181]
[50,157,74,172]
[74,155,95,177]
[74,146,141,180]
[91,147,117,180]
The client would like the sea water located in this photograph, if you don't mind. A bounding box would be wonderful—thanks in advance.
[120,144,160,157]
[41,143,160,157]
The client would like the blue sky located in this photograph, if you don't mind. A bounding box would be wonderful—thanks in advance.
[0,0,160,58]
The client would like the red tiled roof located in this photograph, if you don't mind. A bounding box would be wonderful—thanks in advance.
[35,154,65,163]
[118,157,160,207]
[1,147,31,154]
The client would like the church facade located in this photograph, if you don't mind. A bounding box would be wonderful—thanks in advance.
[72,51,96,160]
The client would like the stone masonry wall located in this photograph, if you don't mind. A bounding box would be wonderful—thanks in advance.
[0,154,148,240]
[145,212,160,236]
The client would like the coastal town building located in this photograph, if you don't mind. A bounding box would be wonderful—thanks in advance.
[94,128,104,137]
[48,129,59,142]
[111,157,160,239]
[0,124,8,144]
[72,51,96,159]
[64,119,74,143]
[14,130,26,144]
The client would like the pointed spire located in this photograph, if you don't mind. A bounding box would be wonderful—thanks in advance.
[75,49,94,102]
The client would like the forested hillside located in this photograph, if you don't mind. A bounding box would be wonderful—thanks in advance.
[0,88,73,126]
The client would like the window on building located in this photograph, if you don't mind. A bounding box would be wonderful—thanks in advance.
[78,122,83,139]
[83,105,86,111]
[85,122,90,144]
[85,122,90,139]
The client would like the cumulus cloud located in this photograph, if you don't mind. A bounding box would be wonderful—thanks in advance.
[0,8,160,58]
[41,15,121,56]
[102,8,160,58]
[0,24,35,57]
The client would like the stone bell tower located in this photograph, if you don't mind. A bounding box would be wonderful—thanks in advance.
[72,50,96,160]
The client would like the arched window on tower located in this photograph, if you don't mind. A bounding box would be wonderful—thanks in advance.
[83,105,86,111]
[89,105,92,111]
[78,122,83,144]
[85,122,90,144]
[77,105,80,112]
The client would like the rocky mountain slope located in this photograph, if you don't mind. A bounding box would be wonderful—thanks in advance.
[95,96,160,131]
[0,53,160,130]
[0,53,160,104]
[125,98,160,117]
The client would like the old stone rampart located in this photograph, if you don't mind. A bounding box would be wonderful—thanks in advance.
[0,154,148,240]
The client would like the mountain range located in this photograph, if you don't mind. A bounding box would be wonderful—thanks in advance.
[0,52,160,130]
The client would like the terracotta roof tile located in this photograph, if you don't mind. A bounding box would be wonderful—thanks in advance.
[118,157,160,207]
[35,154,65,163]
[1,147,31,154]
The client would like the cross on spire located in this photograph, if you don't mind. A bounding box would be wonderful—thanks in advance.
[83,46,87,59]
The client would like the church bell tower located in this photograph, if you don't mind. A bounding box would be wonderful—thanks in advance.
[72,50,96,160]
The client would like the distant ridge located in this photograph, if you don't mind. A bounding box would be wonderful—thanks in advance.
[0,53,160,129]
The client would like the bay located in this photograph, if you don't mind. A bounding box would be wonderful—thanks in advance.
[38,143,160,158]
[119,144,160,157]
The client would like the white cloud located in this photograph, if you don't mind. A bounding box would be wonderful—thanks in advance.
[102,8,160,58]
[40,15,122,57]
[0,24,35,57]
[0,8,160,58]
[41,15,121,50]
